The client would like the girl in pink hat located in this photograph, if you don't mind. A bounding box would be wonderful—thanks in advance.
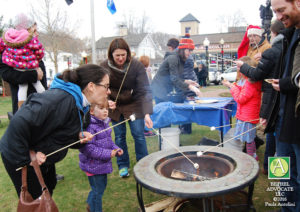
[0,13,45,108]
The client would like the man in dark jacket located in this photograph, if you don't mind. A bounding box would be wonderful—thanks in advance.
[267,0,300,211]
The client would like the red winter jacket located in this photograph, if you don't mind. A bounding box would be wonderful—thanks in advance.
[230,79,262,124]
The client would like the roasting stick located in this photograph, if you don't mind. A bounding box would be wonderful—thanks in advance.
[197,124,262,157]
[204,105,232,112]
[210,118,260,131]
[16,114,136,171]
[151,128,199,169]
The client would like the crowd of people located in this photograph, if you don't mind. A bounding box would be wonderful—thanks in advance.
[1,0,300,211]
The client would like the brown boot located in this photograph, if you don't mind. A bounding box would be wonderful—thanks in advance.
[18,101,24,109]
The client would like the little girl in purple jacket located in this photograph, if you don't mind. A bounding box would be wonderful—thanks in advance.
[79,101,123,212]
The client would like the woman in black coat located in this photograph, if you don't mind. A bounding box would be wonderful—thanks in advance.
[0,64,111,199]
[195,63,208,87]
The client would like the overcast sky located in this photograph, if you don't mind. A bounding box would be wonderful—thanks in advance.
[1,0,274,39]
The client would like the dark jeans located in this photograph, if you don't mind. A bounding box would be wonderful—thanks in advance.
[275,117,300,212]
[112,115,148,169]
[1,153,57,199]
[263,132,276,171]
[199,77,207,87]
[87,174,107,212]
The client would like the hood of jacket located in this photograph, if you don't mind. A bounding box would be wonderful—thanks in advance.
[50,75,89,113]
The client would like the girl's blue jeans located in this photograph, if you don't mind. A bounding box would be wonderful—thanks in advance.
[87,174,107,212]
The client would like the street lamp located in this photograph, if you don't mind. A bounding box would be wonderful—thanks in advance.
[81,51,88,64]
[219,38,225,73]
[203,37,210,71]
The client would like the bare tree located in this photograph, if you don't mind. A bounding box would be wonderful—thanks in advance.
[216,10,247,33]
[30,0,84,73]
[118,10,152,35]
[151,32,178,52]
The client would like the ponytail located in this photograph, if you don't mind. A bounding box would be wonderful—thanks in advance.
[58,64,109,90]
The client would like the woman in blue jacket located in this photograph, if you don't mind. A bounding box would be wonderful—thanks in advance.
[0,64,111,200]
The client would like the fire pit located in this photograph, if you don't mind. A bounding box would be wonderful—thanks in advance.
[134,146,259,211]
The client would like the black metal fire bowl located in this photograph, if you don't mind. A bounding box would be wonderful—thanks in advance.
[133,146,259,198]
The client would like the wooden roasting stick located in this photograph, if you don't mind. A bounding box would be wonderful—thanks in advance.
[16,114,136,171]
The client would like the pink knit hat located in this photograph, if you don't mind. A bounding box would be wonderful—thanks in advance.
[14,13,35,30]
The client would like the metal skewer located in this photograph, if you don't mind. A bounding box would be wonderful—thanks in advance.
[210,118,260,131]
[197,124,262,157]
[151,128,199,169]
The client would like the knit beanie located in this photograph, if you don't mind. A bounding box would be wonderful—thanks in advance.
[178,33,195,50]
[14,13,35,30]
[237,25,262,58]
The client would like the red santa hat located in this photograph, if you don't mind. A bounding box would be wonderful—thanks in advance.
[178,33,195,50]
[237,25,262,58]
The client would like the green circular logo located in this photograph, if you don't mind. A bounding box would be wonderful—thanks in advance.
[270,158,289,177]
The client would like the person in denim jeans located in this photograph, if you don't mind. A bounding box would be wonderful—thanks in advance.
[100,38,153,178]
[266,0,300,211]
[112,115,148,170]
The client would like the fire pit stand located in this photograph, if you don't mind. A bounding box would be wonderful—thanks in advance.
[134,146,259,212]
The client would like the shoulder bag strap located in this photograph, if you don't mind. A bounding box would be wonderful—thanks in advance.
[21,166,28,190]
[115,59,132,104]
[29,150,47,189]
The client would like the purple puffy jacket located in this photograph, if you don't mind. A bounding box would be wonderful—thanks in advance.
[79,116,119,175]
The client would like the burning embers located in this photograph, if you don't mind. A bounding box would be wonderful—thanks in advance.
[156,152,235,182]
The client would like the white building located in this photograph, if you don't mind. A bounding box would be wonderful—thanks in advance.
[95,33,163,61]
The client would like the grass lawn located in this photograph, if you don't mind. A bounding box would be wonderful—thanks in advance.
[0,89,281,211]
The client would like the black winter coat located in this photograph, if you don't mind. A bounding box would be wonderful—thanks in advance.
[239,34,283,127]
[0,58,47,114]
[266,27,300,144]
[0,89,84,167]
[151,52,188,101]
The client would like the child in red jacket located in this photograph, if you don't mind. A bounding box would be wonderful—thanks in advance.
[222,56,262,160]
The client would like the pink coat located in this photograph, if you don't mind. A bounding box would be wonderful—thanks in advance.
[0,29,44,70]
[230,79,262,124]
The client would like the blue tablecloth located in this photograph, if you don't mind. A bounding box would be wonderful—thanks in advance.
[151,97,236,134]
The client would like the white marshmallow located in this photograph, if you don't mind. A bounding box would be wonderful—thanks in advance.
[193,163,199,169]
[129,114,136,121]
[196,151,203,157]
[210,126,216,131]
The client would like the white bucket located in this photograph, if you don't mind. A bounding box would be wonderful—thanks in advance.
[161,127,180,150]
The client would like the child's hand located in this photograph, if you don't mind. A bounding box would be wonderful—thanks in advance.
[79,131,94,143]
[116,149,123,157]
[222,80,231,88]
[111,149,123,158]
[233,60,244,69]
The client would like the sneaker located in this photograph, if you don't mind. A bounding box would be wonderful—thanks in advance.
[144,131,156,137]
[119,167,129,178]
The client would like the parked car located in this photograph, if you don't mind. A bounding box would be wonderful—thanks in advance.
[0,86,2,95]
[207,67,221,85]
[220,66,237,82]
